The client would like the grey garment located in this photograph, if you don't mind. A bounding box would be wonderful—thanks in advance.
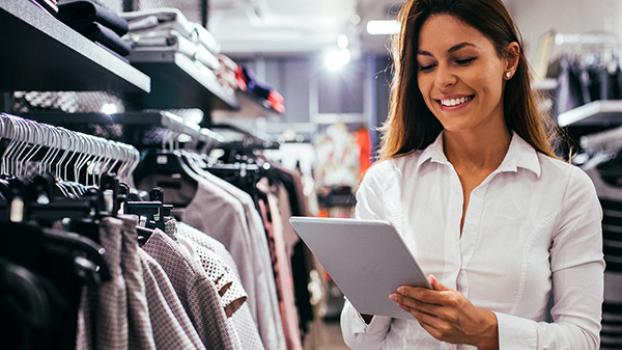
[143,230,242,350]
[194,171,286,350]
[138,248,206,350]
[177,225,248,317]
[178,222,266,350]
[76,217,129,350]
[118,215,156,350]
[177,235,247,317]
[141,170,284,350]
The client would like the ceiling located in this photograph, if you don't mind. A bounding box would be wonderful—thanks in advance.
[152,0,514,57]
[208,0,401,57]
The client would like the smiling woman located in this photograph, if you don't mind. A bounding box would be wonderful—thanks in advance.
[340,0,605,349]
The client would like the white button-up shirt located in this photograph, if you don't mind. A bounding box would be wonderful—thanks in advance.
[340,132,605,349]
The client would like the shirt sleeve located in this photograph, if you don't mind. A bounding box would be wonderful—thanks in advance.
[340,163,393,349]
[496,166,605,350]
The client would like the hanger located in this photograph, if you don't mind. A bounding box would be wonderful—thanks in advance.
[133,129,199,207]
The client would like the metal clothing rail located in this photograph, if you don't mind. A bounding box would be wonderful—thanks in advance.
[580,125,622,154]
[0,113,139,183]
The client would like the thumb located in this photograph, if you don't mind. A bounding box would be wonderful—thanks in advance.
[428,274,449,291]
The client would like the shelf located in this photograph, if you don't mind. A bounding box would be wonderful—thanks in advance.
[557,100,622,127]
[212,90,283,119]
[0,1,150,92]
[532,79,558,91]
[21,111,201,138]
[127,51,239,111]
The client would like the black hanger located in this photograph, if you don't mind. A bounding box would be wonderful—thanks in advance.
[133,149,198,207]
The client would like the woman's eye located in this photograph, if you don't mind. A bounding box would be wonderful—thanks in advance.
[419,64,436,72]
[455,57,476,65]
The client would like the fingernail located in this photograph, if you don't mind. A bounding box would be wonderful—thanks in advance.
[397,287,405,293]
[389,294,397,301]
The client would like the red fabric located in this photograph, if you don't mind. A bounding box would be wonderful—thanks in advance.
[355,128,372,178]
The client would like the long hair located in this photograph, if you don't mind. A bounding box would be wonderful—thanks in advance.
[379,0,558,160]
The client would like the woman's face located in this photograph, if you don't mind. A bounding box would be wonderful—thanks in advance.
[416,14,514,133]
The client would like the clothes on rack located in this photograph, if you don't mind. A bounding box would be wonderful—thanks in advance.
[577,134,622,350]
[137,166,287,350]
[550,55,622,117]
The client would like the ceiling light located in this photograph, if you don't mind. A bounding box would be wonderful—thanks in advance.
[366,20,400,35]
[100,103,118,115]
[324,49,351,71]
[337,34,349,49]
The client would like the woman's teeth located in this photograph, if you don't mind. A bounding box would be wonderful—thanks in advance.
[440,96,472,107]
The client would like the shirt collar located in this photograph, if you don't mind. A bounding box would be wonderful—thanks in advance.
[415,131,542,178]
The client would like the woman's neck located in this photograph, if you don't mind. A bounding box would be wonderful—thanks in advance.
[443,120,511,172]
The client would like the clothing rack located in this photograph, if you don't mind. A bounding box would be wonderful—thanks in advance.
[534,31,622,80]
[21,110,222,146]
[580,125,622,154]
[0,113,139,182]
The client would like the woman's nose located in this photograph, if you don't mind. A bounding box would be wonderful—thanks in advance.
[434,65,458,89]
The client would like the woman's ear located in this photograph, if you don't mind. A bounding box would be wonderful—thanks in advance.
[503,42,521,80]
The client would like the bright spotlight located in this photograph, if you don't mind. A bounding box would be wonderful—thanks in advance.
[324,49,351,71]
[366,20,400,35]
[101,103,118,115]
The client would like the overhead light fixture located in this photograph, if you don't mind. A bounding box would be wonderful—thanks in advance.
[100,103,118,115]
[366,20,400,35]
[337,34,349,49]
[324,49,351,71]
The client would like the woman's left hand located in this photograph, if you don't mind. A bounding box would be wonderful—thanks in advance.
[390,275,499,350]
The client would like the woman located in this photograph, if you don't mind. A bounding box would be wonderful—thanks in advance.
[340,0,604,349]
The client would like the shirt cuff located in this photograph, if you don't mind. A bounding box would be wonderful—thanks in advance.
[344,300,392,334]
[495,312,538,350]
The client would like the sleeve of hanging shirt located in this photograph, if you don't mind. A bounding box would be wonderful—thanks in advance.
[495,167,605,350]
[340,162,393,350]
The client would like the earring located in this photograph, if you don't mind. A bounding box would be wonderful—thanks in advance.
[505,71,512,80]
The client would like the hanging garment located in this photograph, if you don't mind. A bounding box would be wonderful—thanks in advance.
[0,257,54,350]
[177,234,248,317]
[554,57,591,116]
[75,217,129,350]
[177,222,265,350]
[58,0,129,36]
[142,229,242,349]
[138,248,206,350]
[144,174,285,350]
[273,166,315,334]
[118,215,156,350]
[257,181,304,350]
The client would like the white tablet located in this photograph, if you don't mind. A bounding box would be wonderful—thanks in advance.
[289,216,431,319]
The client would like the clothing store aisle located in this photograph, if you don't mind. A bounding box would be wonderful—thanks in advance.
[303,321,348,350]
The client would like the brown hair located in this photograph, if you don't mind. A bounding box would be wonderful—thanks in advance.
[379,0,558,160]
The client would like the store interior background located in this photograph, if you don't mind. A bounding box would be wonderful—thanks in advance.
[197,1,622,348]
[6,0,622,348]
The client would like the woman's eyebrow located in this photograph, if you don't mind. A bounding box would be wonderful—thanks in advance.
[417,42,477,56]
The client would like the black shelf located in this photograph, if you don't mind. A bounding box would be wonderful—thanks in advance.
[212,90,283,120]
[0,1,150,92]
[127,51,239,111]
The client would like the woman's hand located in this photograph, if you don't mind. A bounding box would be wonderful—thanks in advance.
[389,275,499,350]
